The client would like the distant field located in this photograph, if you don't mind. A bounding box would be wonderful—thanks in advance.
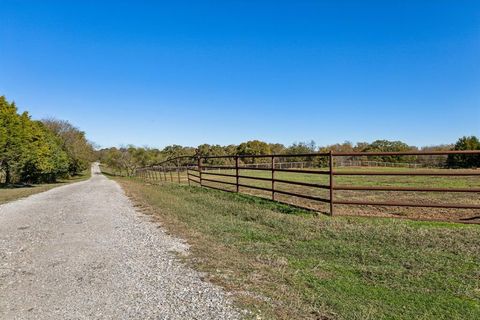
[112,176,480,320]
[140,166,480,222]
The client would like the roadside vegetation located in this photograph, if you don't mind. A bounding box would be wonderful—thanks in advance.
[0,95,94,185]
[0,168,91,205]
[109,175,480,320]
[98,137,480,177]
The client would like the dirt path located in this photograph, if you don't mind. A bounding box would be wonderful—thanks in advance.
[0,164,240,319]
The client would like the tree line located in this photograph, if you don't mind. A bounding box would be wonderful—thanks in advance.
[4,95,477,181]
[98,136,480,176]
[0,96,95,184]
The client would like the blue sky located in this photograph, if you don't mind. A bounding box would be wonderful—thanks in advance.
[1,1,479,148]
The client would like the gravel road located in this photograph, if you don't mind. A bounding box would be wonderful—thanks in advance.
[0,164,241,319]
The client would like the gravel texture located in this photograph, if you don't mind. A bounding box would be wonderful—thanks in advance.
[0,164,241,319]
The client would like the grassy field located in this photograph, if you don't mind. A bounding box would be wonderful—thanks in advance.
[0,169,91,205]
[111,175,480,320]
[140,167,480,222]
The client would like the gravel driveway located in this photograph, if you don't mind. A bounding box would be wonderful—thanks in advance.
[0,164,241,319]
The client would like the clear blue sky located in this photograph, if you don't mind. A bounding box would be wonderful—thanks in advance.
[1,1,479,148]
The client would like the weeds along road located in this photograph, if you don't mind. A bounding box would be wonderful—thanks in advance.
[0,163,240,320]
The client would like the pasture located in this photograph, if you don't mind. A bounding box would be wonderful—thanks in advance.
[139,166,480,222]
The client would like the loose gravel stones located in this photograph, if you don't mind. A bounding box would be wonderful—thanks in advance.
[0,164,241,319]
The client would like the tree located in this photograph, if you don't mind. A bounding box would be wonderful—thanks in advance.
[269,143,286,155]
[284,141,317,163]
[360,140,416,163]
[99,147,124,175]
[161,145,196,160]
[0,97,28,183]
[196,144,231,165]
[323,141,354,153]
[236,140,271,163]
[317,141,355,167]
[0,96,70,183]
[447,136,480,168]
[42,119,94,176]
[21,121,69,183]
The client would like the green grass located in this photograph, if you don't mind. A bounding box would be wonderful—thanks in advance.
[141,166,480,221]
[113,176,480,320]
[0,169,91,205]
[199,167,480,188]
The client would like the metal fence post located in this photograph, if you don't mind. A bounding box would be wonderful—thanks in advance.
[235,156,239,192]
[198,157,203,187]
[177,159,181,183]
[271,156,275,200]
[329,151,334,216]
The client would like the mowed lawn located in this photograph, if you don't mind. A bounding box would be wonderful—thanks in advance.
[113,175,480,320]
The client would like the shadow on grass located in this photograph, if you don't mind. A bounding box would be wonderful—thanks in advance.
[0,173,89,190]
[0,183,36,189]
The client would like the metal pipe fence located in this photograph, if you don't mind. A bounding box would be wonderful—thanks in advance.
[135,150,480,218]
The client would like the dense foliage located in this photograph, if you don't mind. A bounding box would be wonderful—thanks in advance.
[42,119,95,176]
[98,136,479,176]
[447,136,480,168]
[0,96,94,184]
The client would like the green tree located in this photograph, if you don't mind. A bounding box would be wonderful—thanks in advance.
[99,147,125,175]
[447,136,480,168]
[0,96,70,183]
[360,140,416,163]
[42,119,94,176]
[161,145,196,160]
[0,97,28,183]
[284,141,316,163]
[236,140,271,163]
[269,143,286,155]
[21,121,69,183]
[196,144,232,165]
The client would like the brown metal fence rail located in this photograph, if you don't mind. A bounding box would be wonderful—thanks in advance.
[135,150,480,217]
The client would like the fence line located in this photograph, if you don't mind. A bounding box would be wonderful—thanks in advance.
[197,160,432,169]
[135,150,480,217]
